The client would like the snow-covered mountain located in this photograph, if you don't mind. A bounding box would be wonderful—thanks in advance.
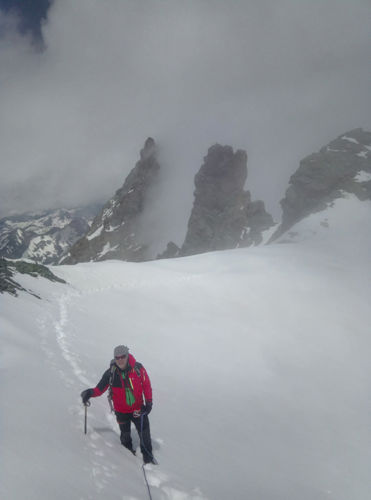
[271,128,371,242]
[1,129,370,268]
[0,205,100,265]
[1,190,370,499]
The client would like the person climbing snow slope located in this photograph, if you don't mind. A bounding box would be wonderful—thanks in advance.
[80,345,155,464]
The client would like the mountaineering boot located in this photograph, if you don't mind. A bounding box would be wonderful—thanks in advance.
[143,455,158,465]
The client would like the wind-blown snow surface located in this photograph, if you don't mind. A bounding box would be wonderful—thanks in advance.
[1,197,371,500]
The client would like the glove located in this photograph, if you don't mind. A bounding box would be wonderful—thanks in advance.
[141,401,153,415]
[81,388,94,405]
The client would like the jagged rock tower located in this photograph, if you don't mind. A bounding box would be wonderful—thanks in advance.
[160,143,274,258]
[64,138,160,263]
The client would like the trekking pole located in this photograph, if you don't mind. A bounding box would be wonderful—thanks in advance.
[84,401,91,434]
[140,412,154,500]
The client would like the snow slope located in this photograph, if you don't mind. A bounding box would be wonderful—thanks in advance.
[1,197,371,500]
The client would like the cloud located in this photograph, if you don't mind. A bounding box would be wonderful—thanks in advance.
[0,0,370,236]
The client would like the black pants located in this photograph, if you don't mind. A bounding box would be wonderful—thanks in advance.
[116,411,153,462]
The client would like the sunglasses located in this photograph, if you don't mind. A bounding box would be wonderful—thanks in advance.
[115,354,127,360]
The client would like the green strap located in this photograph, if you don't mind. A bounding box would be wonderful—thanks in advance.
[122,371,136,406]
[125,387,136,406]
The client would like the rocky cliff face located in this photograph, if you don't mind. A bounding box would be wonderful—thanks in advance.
[271,128,371,241]
[64,138,160,264]
[0,206,98,265]
[162,144,274,258]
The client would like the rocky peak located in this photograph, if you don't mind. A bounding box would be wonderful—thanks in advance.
[193,144,247,207]
[140,137,156,160]
[270,128,371,241]
[174,143,274,257]
[63,138,160,264]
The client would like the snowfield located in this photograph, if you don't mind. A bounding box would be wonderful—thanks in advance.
[1,197,371,500]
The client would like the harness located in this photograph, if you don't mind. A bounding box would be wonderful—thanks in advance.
[107,361,143,412]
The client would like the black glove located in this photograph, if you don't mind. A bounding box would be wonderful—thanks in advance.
[81,388,94,405]
[141,401,153,415]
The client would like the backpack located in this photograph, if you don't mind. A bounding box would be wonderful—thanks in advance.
[107,360,143,412]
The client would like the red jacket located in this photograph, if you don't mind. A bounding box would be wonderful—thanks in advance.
[92,354,152,413]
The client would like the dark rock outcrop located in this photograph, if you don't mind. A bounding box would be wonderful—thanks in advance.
[157,241,180,260]
[270,128,371,241]
[63,138,160,264]
[0,258,66,297]
[176,144,274,257]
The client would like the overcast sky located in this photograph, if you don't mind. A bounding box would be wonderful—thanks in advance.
[0,0,370,239]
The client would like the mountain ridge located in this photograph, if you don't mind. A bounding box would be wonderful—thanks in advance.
[1,128,371,266]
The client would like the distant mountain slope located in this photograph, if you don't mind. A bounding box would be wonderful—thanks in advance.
[271,128,371,242]
[0,205,100,264]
